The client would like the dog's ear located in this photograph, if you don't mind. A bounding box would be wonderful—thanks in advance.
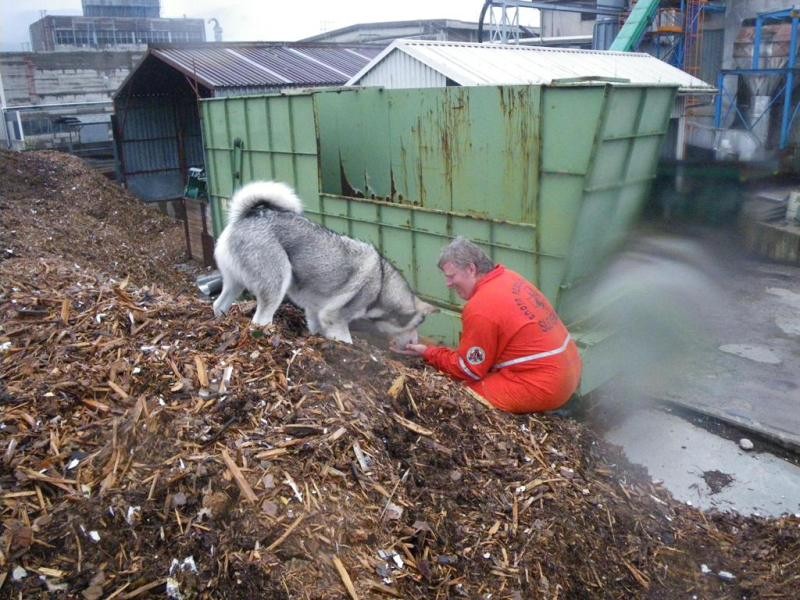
[417,300,440,315]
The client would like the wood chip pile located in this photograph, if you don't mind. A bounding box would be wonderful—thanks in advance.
[1,151,799,599]
[0,150,195,296]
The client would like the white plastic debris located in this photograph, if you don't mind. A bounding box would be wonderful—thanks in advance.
[12,566,28,581]
[166,577,183,599]
[88,530,101,542]
[718,570,736,581]
[284,474,303,502]
[126,505,141,526]
[739,438,754,451]
[67,457,81,470]
[378,549,404,569]
[181,556,198,573]
[41,575,69,592]
[700,564,711,574]
[169,556,197,575]
[383,501,403,521]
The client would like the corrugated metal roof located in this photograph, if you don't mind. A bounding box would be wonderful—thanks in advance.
[141,43,382,90]
[347,40,714,92]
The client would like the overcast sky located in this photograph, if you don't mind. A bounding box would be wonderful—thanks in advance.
[0,0,541,51]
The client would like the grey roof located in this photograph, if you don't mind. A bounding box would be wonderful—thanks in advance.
[120,42,383,93]
[347,40,715,93]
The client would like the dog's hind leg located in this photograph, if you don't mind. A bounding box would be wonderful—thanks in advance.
[213,280,245,317]
[251,255,292,327]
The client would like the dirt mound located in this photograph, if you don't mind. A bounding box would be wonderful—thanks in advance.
[0,151,799,599]
[0,150,195,295]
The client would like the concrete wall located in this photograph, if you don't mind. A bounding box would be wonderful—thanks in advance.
[0,51,140,106]
[0,50,142,148]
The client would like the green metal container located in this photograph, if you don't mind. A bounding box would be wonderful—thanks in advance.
[200,83,677,393]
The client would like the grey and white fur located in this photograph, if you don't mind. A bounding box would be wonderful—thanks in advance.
[213,180,438,344]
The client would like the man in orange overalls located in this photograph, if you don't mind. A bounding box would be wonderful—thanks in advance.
[398,237,582,414]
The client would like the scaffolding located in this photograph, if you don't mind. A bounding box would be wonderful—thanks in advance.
[714,8,800,150]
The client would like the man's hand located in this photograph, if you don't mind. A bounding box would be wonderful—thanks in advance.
[391,343,428,356]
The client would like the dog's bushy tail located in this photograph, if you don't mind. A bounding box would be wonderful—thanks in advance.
[226,181,304,224]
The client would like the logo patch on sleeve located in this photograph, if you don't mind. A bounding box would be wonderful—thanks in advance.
[466,346,486,365]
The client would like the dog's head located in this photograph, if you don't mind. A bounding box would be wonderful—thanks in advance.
[362,297,439,346]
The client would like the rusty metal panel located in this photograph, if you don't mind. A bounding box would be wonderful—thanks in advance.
[315,85,541,222]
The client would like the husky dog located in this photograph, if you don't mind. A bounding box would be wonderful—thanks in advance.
[212,181,438,345]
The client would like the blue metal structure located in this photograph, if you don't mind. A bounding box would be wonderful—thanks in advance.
[714,7,800,150]
[651,1,726,68]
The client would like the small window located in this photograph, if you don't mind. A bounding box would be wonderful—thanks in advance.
[581,12,595,21]
[55,30,75,45]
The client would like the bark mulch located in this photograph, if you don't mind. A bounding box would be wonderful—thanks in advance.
[1,151,798,599]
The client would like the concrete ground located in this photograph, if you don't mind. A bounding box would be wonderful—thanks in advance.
[584,223,800,517]
[645,227,800,452]
[604,406,800,517]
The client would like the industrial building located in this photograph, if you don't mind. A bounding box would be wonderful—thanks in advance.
[479,0,800,164]
[1,0,205,157]
[28,0,205,52]
[0,50,141,158]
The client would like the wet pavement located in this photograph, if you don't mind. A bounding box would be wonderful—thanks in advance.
[603,406,800,517]
[654,235,800,454]
[586,224,800,517]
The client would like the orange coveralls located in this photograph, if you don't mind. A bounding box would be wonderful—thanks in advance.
[423,266,582,414]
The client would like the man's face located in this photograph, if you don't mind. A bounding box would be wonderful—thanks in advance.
[441,261,478,300]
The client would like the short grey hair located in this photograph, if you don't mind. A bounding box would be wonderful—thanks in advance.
[437,237,495,274]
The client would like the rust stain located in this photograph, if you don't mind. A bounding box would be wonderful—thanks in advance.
[415,116,426,206]
[400,143,410,203]
[439,89,471,211]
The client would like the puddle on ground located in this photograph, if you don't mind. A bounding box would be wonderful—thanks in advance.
[603,407,800,517]
[776,316,800,336]
[718,343,782,364]
[766,287,800,308]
